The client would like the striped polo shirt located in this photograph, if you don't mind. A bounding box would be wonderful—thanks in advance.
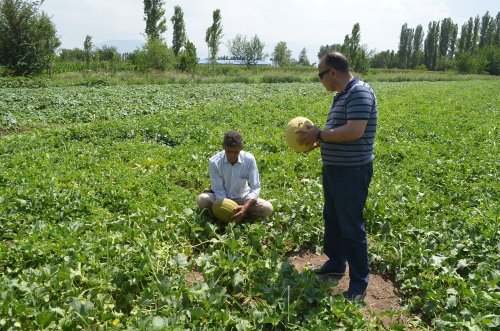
[321,77,378,166]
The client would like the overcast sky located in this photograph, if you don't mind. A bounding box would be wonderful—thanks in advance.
[41,0,499,61]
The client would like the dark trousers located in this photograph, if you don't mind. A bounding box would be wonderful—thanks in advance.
[322,162,373,293]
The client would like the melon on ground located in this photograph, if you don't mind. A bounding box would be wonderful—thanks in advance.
[212,198,238,223]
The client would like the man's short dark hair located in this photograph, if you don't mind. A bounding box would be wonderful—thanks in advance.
[223,131,243,148]
[322,51,350,73]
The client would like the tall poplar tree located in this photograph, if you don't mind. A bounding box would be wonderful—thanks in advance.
[143,0,167,40]
[479,11,495,48]
[171,5,186,56]
[398,23,414,68]
[341,23,367,72]
[449,23,458,57]
[438,18,458,58]
[84,35,93,70]
[205,9,223,64]
[411,24,424,67]
[424,21,440,70]
[462,18,473,53]
[472,16,480,52]
[495,12,500,46]
[343,23,361,58]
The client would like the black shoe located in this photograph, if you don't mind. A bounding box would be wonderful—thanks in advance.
[342,289,367,302]
[313,261,345,280]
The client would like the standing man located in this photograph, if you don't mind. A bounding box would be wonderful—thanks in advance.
[197,131,273,222]
[297,52,378,301]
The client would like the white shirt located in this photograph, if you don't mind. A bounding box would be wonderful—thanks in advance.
[209,150,261,201]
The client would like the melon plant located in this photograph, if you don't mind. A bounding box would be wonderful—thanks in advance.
[1,80,499,330]
[285,116,315,152]
[212,198,238,223]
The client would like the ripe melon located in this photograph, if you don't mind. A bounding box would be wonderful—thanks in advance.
[212,198,238,223]
[285,117,315,152]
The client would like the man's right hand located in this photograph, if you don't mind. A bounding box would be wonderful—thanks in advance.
[296,125,320,146]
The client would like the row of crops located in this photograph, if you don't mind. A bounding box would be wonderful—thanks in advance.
[0,80,499,329]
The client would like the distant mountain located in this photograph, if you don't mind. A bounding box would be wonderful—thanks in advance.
[95,39,144,54]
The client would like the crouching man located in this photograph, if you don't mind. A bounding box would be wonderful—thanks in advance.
[196,131,273,221]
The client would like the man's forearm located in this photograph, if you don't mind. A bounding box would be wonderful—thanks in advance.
[320,120,367,143]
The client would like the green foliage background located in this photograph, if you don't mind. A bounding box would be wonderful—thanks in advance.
[0,0,60,75]
[0,80,499,329]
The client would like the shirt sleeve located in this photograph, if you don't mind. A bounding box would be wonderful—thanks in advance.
[209,159,226,201]
[346,86,374,120]
[246,155,261,201]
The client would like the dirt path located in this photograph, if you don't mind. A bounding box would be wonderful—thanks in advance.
[288,252,415,328]
[0,127,36,136]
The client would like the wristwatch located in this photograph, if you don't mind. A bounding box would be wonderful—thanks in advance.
[316,130,323,142]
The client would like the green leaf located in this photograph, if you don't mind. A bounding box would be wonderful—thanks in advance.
[51,307,65,317]
[36,311,56,328]
[83,300,94,313]
[236,319,251,331]
[446,295,457,309]
[152,316,166,329]
[456,259,468,269]
[430,255,447,268]
[172,253,188,267]
[190,307,205,320]
[233,271,245,285]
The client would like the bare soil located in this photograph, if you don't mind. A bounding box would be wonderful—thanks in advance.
[288,251,416,328]
[0,127,33,136]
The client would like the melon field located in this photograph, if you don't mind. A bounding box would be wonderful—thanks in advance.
[0,78,499,330]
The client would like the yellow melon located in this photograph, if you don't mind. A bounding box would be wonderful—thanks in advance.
[212,198,238,223]
[285,117,315,152]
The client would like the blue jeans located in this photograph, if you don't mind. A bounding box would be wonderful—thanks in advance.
[322,162,373,294]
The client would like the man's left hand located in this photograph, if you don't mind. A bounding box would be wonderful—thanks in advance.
[232,205,247,222]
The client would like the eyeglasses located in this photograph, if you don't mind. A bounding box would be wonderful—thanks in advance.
[318,68,331,80]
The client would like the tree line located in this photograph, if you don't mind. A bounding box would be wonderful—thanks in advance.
[371,11,500,74]
[0,0,312,75]
[0,0,498,76]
